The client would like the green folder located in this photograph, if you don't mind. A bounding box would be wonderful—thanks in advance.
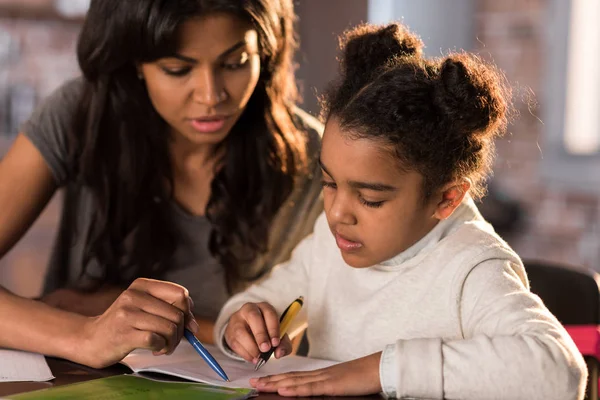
[6,375,256,400]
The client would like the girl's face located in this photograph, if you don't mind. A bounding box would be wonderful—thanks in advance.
[320,118,441,268]
[139,13,261,147]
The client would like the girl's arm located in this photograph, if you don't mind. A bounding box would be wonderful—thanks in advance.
[214,213,327,357]
[250,260,586,399]
[381,260,587,400]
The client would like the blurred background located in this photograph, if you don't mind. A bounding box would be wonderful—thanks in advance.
[0,0,598,298]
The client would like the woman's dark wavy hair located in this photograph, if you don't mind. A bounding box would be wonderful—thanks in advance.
[70,0,307,291]
[321,23,512,201]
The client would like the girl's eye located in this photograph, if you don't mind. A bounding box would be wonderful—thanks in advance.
[321,180,337,189]
[161,66,191,77]
[359,197,385,208]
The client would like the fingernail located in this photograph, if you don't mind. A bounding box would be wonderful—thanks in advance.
[188,318,200,334]
[271,337,280,347]
[260,342,270,352]
[249,378,258,383]
[252,358,258,364]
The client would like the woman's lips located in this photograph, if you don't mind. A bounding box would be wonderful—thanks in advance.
[189,117,227,133]
[335,232,363,252]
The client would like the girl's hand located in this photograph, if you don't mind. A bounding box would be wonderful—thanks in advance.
[250,351,383,397]
[76,278,199,368]
[224,302,292,364]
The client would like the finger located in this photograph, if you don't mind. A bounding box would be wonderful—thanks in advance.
[256,303,281,346]
[129,309,180,354]
[254,374,329,396]
[241,304,272,353]
[252,370,322,386]
[274,334,292,359]
[185,298,200,335]
[278,380,333,397]
[226,336,256,363]
[129,278,191,314]
[130,279,198,337]
[119,289,187,351]
[128,329,167,353]
[225,322,260,362]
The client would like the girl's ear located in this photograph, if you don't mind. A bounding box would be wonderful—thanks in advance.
[432,178,471,220]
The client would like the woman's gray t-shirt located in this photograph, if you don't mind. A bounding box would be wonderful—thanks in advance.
[20,78,324,320]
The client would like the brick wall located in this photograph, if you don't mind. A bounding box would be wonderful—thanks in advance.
[476,0,600,270]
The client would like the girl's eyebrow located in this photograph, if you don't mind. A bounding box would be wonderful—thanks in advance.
[170,41,248,64]
[349,181,397,192]
[319,159,398,192]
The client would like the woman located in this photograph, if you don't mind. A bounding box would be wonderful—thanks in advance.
[0,0,322,368]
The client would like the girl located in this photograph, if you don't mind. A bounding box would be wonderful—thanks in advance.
[216,23,586,399]
[0,0,322,368]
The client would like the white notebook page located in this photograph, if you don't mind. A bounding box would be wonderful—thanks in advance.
[0,349,54,382]
[122,342,337,389]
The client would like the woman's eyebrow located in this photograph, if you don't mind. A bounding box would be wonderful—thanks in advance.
[171,41,247,64]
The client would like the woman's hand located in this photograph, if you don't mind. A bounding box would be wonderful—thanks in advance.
[250,351,382,397]
[41,286,124,316]
[224,302,292,364]
[75,278,199,368]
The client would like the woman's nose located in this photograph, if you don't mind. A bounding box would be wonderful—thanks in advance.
[191,68,227,107]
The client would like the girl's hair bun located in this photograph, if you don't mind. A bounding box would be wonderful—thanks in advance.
[434,54,509,138]
[338,23,423,89]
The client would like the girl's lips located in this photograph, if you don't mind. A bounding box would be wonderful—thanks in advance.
[189,117,227,133]
[335,233,363,252]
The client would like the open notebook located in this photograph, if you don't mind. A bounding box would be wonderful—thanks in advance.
[121,341,337,389]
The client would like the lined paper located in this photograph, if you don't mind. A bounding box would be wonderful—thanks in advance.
[0,349,54,382]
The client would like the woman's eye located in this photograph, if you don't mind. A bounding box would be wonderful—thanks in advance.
[223,53,249,70]
[222,62,246,70]
[161,66,191,77]
[321,180,337,189]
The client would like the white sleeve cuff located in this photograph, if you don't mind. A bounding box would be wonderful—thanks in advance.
[380,344,399,398]
[383,338,444,399]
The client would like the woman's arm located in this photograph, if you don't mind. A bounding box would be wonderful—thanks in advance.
[39,286,217,343]
[0,133,57,260]
[1,278,198,368]
[0,136,200,367]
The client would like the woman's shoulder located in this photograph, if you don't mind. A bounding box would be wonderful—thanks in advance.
[23,76,85,130]
[42,77,85,108]
[20,76,86,186]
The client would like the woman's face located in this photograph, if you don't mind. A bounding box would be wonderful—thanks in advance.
[139,13,261,147]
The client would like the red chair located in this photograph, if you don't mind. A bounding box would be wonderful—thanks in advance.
[525,260,600,400]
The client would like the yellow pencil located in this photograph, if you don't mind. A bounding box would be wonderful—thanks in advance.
[254,296,304,370]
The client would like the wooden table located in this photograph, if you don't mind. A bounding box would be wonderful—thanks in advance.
[0,357,380,399]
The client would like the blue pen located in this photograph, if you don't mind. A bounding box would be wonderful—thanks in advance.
[184,329,230,382]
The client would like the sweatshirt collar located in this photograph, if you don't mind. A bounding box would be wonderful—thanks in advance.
[376,196,482,269]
